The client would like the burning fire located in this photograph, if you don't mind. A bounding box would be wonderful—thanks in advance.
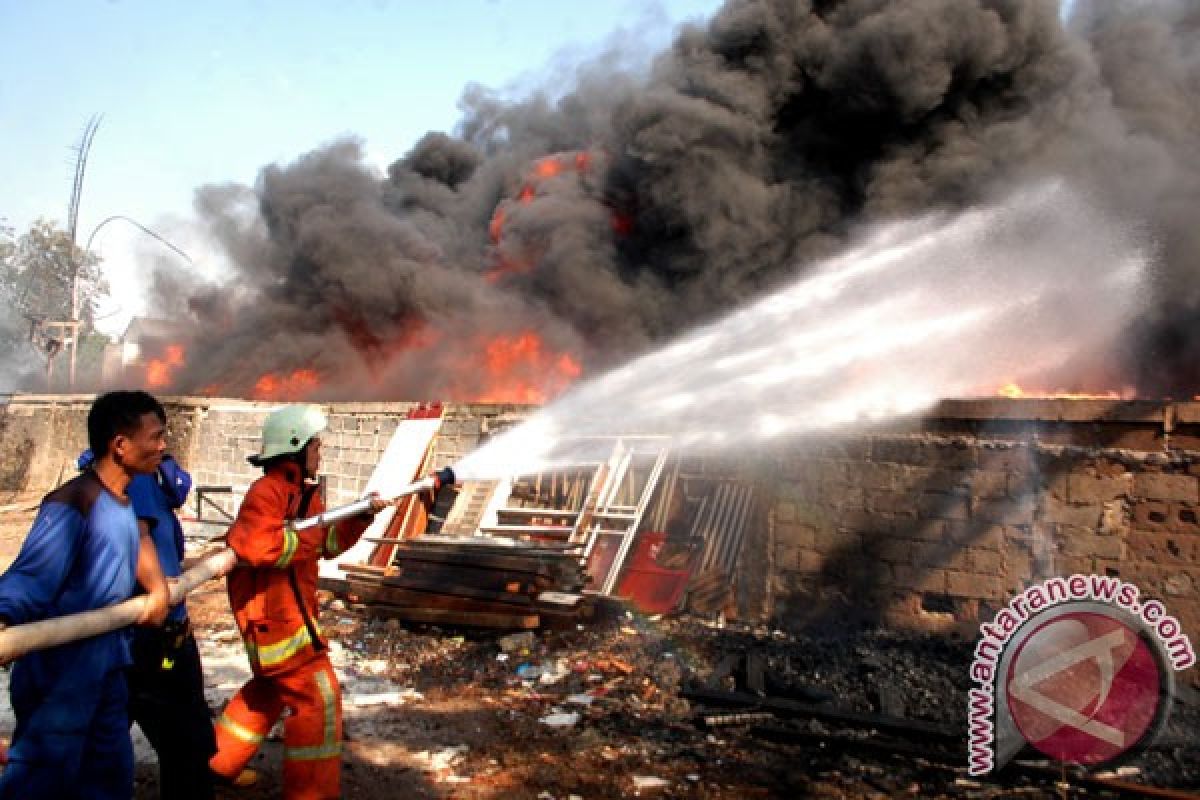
[486,150,626,283]
[253,369,321,400]
[145,344,185,389]
[996,382,1137,401]
[468,331,582,404]
[335,309,437,377]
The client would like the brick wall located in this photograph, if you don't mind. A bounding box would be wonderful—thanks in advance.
[0,395,94,492]
[0,395,526,516]
[759,399,1200,680]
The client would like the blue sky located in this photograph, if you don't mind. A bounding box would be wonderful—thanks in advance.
[0,0,723,333]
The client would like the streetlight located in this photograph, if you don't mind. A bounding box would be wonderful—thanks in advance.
[67,215,195,387]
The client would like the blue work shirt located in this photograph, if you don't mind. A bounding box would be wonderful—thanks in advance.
[0,471,140,687]
[127,468,188,624]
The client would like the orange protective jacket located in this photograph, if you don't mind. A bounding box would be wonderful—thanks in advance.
[225,461,371,677]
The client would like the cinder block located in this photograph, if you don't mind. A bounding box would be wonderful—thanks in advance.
[814,526,859,555]
[972,495,1036,526]
[1172,503,1200,534]
[1070,529,1125,561]
[929,442,980,470]
[871,438,928,466]
[1134,472,1199,504]
[1119,564,1200,600]
[1041,498,1102,528]
[774,502,797,523]
[1127,531,1199,566]
[773,522,816,550]
[1133,499,1172,532]
[890,566,947,593]
[872,536,917,566]
[978,446,1032,473]
[902,466,966,493]
[917,491,970,520]
[969,470,1009,500]
[825,486,866,511]
[1068,474,1133,505]
[1005,549,1036,583]
[868,490,918,515]
[856,462,903,491]
[777,546,823,573]
[899,518,948,542]
[946,570,1002,600]
[837,510,884,534]
[1044,471,1071,503]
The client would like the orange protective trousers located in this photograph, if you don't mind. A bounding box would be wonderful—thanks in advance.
[209,655,342,800]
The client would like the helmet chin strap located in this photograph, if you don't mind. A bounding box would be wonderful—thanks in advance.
[293,443,318,481]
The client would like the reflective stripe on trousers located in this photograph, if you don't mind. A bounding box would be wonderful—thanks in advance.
[210,655,343,800]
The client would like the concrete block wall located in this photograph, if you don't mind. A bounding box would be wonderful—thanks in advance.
[0,395,529,518]
[180,400,529,519]
[0,395,94,492]
[760,400,1200,662]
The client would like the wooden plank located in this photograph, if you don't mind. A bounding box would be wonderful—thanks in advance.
[387,562,553,594]
[496,508,580,518]
[319,415,443,581]
[478,524,574,536]
[343,559,581,587]
[348,578,536,607]
[388,547,570,575]
[317,576,352,595]
[394,554,584,585]
[349,584,526,613]
[412,535,585,553]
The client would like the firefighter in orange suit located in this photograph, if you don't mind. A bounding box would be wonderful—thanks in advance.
[209,404,387,799]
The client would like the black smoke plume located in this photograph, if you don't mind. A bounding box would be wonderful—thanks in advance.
[149,0,1200,400]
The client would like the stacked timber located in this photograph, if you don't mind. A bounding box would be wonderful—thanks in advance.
[342,536,593,630]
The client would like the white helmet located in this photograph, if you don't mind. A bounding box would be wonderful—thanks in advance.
[249,404,327,465]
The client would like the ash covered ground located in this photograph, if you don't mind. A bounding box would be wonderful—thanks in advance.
[186,544,1199,800]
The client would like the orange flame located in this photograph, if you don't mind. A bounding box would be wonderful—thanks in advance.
[144,344,185,389]
[485,150,626,284]
[252,369,320,401]
[533,157,563,178]
[468,331,581,404]
[334,310,437,377]
[996,382,1136,400]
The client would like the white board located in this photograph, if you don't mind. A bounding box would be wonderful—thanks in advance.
[318,417,443,580]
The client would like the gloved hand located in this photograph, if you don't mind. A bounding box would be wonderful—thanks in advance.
[365,492,389,514]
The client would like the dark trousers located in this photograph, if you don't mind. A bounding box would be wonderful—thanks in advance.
[128,626,217,800]
[0,666,133,800]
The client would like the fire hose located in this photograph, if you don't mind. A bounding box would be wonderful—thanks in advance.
[292,467,455,531]
[0,547,238,664]
[0,466,456,664]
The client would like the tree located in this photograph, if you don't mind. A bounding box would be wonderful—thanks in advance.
[0,218,110,389]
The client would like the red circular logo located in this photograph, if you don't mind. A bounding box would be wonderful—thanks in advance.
[1006,611,1163,765]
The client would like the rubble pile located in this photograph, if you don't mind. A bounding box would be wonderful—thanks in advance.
[184,587,1200,799]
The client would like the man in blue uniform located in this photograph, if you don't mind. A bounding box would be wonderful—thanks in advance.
[126,453,217,799]
[0,390,171,800]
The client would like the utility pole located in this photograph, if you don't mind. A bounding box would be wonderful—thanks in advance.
[63,114,102,390]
